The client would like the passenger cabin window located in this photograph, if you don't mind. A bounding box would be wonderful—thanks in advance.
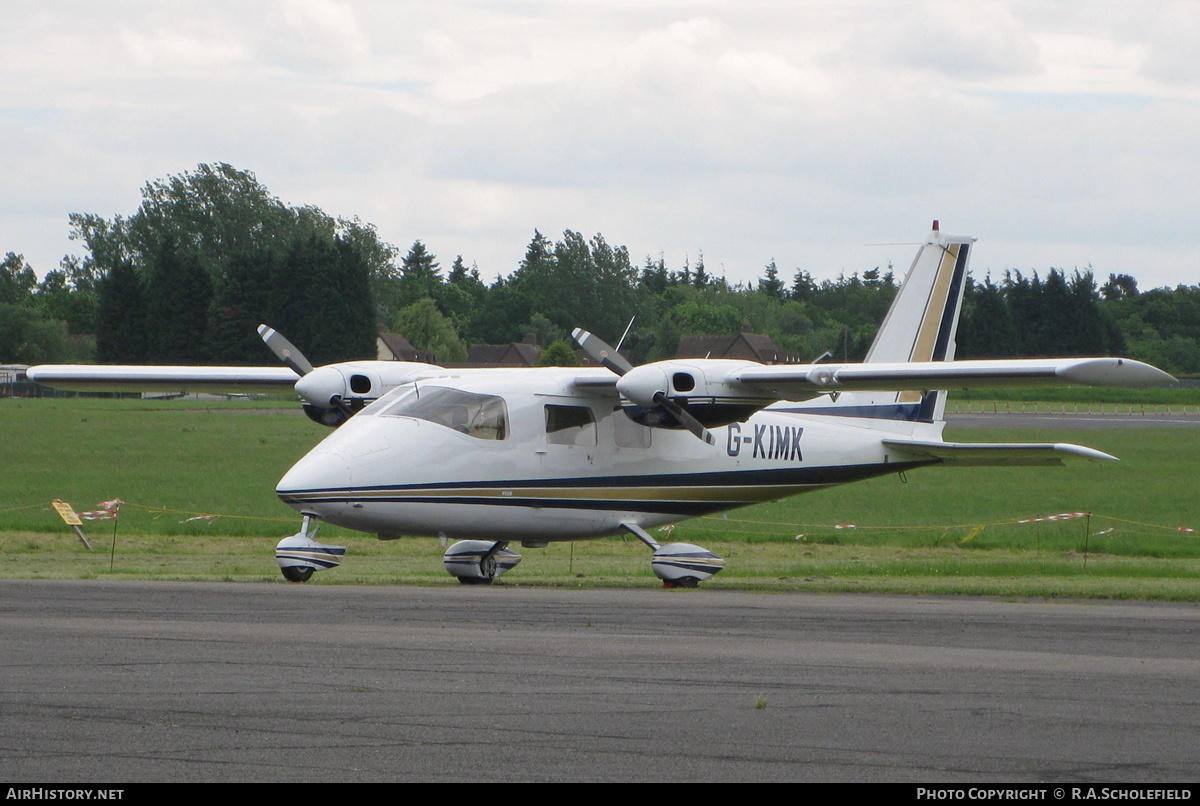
[614,410,652,448]
[545,404,597,446]
[377,386,507,440]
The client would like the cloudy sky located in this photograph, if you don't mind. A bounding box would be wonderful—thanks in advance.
[2,0,1198,290]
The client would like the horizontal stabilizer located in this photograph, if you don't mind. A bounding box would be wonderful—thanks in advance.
[27,365,300,395]
[883,439,1117,466]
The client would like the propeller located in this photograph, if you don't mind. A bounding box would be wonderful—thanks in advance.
[652,390,716,445]
[258,324,352,426]
[572,328,714,445]
[258,325,315,377]
[571,327,633,375]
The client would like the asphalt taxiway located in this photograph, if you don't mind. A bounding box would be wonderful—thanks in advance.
[2,581,1198,782]
[946,411,1200,429]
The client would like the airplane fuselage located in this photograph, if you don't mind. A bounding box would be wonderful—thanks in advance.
[275,367,934,544]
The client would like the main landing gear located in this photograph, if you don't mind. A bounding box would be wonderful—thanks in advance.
[621,523,726,588]
[442,540,523,584]
[440,529,723,587]
[276,515,346,582]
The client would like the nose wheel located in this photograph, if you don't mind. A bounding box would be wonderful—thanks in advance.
[276,515,346,582]
[281,566,315,583]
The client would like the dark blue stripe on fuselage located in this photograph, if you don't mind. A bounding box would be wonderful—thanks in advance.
[277,461,934,516]
[771,403,926,421]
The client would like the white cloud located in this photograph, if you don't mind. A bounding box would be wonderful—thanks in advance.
[1,0,1197,291]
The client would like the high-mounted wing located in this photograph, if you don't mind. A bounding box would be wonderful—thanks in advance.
[28,325,444,426]
[729,356,1175,397]
[25,364,299,395]
[598,355,1174,434]
[571,223,1175,443]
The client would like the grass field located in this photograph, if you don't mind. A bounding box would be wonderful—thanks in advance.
[3,396,1198,596]
[952,385,1200,405]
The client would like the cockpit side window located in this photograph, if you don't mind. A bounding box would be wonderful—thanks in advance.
[377,386,507,440]
[545,404,597,446]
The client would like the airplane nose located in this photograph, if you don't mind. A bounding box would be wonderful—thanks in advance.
[274,418,403,528]
[295,365,346,407]
[275,416,393,503]
[277,445,340,498]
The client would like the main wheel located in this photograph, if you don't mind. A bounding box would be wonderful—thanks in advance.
[479,553,498,581]
[281,566,314,583]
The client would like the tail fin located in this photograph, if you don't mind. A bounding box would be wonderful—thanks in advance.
[864,220,973,365]
[804,221,974,424]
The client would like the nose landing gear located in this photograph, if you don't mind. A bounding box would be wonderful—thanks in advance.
[276,515,346,582]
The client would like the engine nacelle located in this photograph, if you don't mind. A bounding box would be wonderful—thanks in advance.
[302,403,351,427]
[651,542,726,587]
[295,360,443,425]
[443,540,523,583]
[616,360,776,430]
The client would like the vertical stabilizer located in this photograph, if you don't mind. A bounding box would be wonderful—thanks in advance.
[786,222,974,424]
[864,222,974,422]
[865,222,974,365]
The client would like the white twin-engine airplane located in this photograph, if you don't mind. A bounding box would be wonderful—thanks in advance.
[30,223,1175,586]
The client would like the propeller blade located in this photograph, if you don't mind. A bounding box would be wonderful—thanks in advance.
[328,394,355,416]
[258,324,314,377]
[571,328,633,376]
[654,392,715,446]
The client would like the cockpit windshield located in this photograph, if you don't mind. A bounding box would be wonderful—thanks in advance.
[368,385,507,440]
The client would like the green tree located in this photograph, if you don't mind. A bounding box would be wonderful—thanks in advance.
[0,253,36,306]
[957,275,1017,358]
[536,339,580,366]
[693,252,709,289]
[95,261,147,363]
[0,304,69,364]
[447,255,468,285]
[1101,273,1139,300]
[143,240,212,364]
[266,233,377,365]
[72,163,387,365]
[396,240,442,310]
[35,259,99,335]
[392,297,467,363]
[523,312,563,348]
[205,249,273,364]
[640,255,668,295]
[759,260,785,299]
[70,163,292,280]
[790,269,817,301]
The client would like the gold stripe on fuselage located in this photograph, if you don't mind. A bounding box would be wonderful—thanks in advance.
[282,482,826,506]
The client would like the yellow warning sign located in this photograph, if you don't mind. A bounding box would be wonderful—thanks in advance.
[51,500,91,549]
[52,499,82,526]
